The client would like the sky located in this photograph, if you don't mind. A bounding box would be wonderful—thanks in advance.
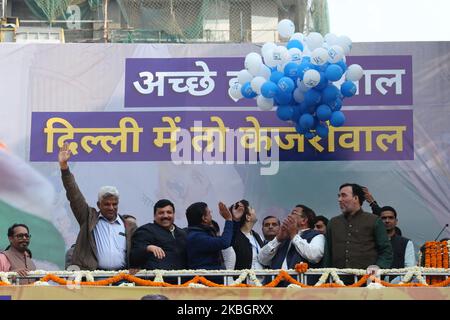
[327,0,450,42]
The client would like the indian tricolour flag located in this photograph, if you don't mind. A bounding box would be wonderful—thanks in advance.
[0,143,65,269]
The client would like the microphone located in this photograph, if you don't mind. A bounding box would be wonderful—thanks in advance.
[434,224,449,241]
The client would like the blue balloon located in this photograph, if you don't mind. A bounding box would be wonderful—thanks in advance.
[316,104,332,121]
[291,105,302,122]
[276,105,294,121]
[315,72,328,90]
[315,123,329,138]
[333,98,343,111]
[341,80,357,97]
[336,60,347,71]
[295,123,308,134]
[305,132,316,139]
[260,81,279,98]
[241,82,257,99]
[278,77,295,93]
[298,102,309,114]
[322,84,340,104]
[325,64,344,82]
[302,56,311,64]
[312,62,329,73]
[284,62,300,78]
[297,61,312,78]
[270,71,284,84]
[287,39,304,51]
[304,89,321,107]
[299,113,315,129]
[274,91,292,105]
[330,111,346,127]
[336,60,347,72]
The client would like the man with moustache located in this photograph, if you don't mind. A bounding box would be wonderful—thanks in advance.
[130,199,187,270]
[59,143,135,271]
[0,224,36,276]
[261,216,281,244]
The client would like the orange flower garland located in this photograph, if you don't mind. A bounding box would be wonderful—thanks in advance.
[294,263,309,273]
[424,241,448,284]
[0,263,446,288]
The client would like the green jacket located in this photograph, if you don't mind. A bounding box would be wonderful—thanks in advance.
[323,209,392,269]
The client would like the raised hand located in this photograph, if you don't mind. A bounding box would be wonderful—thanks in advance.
[231,202,245,222]
[58,143,72,170]
[284,216,299,239]
[218,201,232,221]
[362,187,375,204]
[276,220,289,241]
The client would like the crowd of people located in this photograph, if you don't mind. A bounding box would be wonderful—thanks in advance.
[0,144,422,284]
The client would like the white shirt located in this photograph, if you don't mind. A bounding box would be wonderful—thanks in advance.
[404,240,416,267]
[222,247,236,270]
[258,229,325,268]
[93,214,126,270]
[243,232,265,270]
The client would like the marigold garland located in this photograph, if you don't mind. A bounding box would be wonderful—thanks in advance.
[424,241,449,284]
[294,263,309,273]
[0,268,445,288]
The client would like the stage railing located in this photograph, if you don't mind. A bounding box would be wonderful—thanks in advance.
[1,267,449,287]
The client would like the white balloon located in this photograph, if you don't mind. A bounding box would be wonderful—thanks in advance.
[290,32,304,42]
[263,53,278,68]
[346,64,364,81]
[288,48,302,63]
[250,76,267,94]
[327,45,345,63]
[303,69,321,87]
[261,42,277,57]
[296,78,310,92]
[245,52,263,76]
[293,88,305,103]
[276,62,287,73]
[305,32,324,51]
[237,69,253,85]
[272,45,289,64]
[324,33,339,46]
[311,47,329,65]
[228,83,243,102]
[277,19,295,39]
[257,95,274,110]
[256,64,271,80]
[336,35,352,54]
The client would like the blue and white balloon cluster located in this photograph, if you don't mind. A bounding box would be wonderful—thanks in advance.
[229,19,364,139]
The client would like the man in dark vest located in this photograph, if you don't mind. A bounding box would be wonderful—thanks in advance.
[0,224,36,280]
[380,206,416,269]
[258,204,324,270]
[323,183,393,271]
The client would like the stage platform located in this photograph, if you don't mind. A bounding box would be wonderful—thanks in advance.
[1,286,449,300]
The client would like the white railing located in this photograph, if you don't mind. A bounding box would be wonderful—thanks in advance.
[1,267,449,286]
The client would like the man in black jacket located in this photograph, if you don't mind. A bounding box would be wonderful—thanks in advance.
[130,199,187,271]
[231,200,265,271]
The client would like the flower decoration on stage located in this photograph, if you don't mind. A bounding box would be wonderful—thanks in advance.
[229,19,364,139]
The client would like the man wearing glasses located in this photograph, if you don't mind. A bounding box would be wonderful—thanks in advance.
[0,224,36,276]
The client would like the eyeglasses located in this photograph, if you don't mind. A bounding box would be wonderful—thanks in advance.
[14,233,31,240]
[291,210,305,218]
